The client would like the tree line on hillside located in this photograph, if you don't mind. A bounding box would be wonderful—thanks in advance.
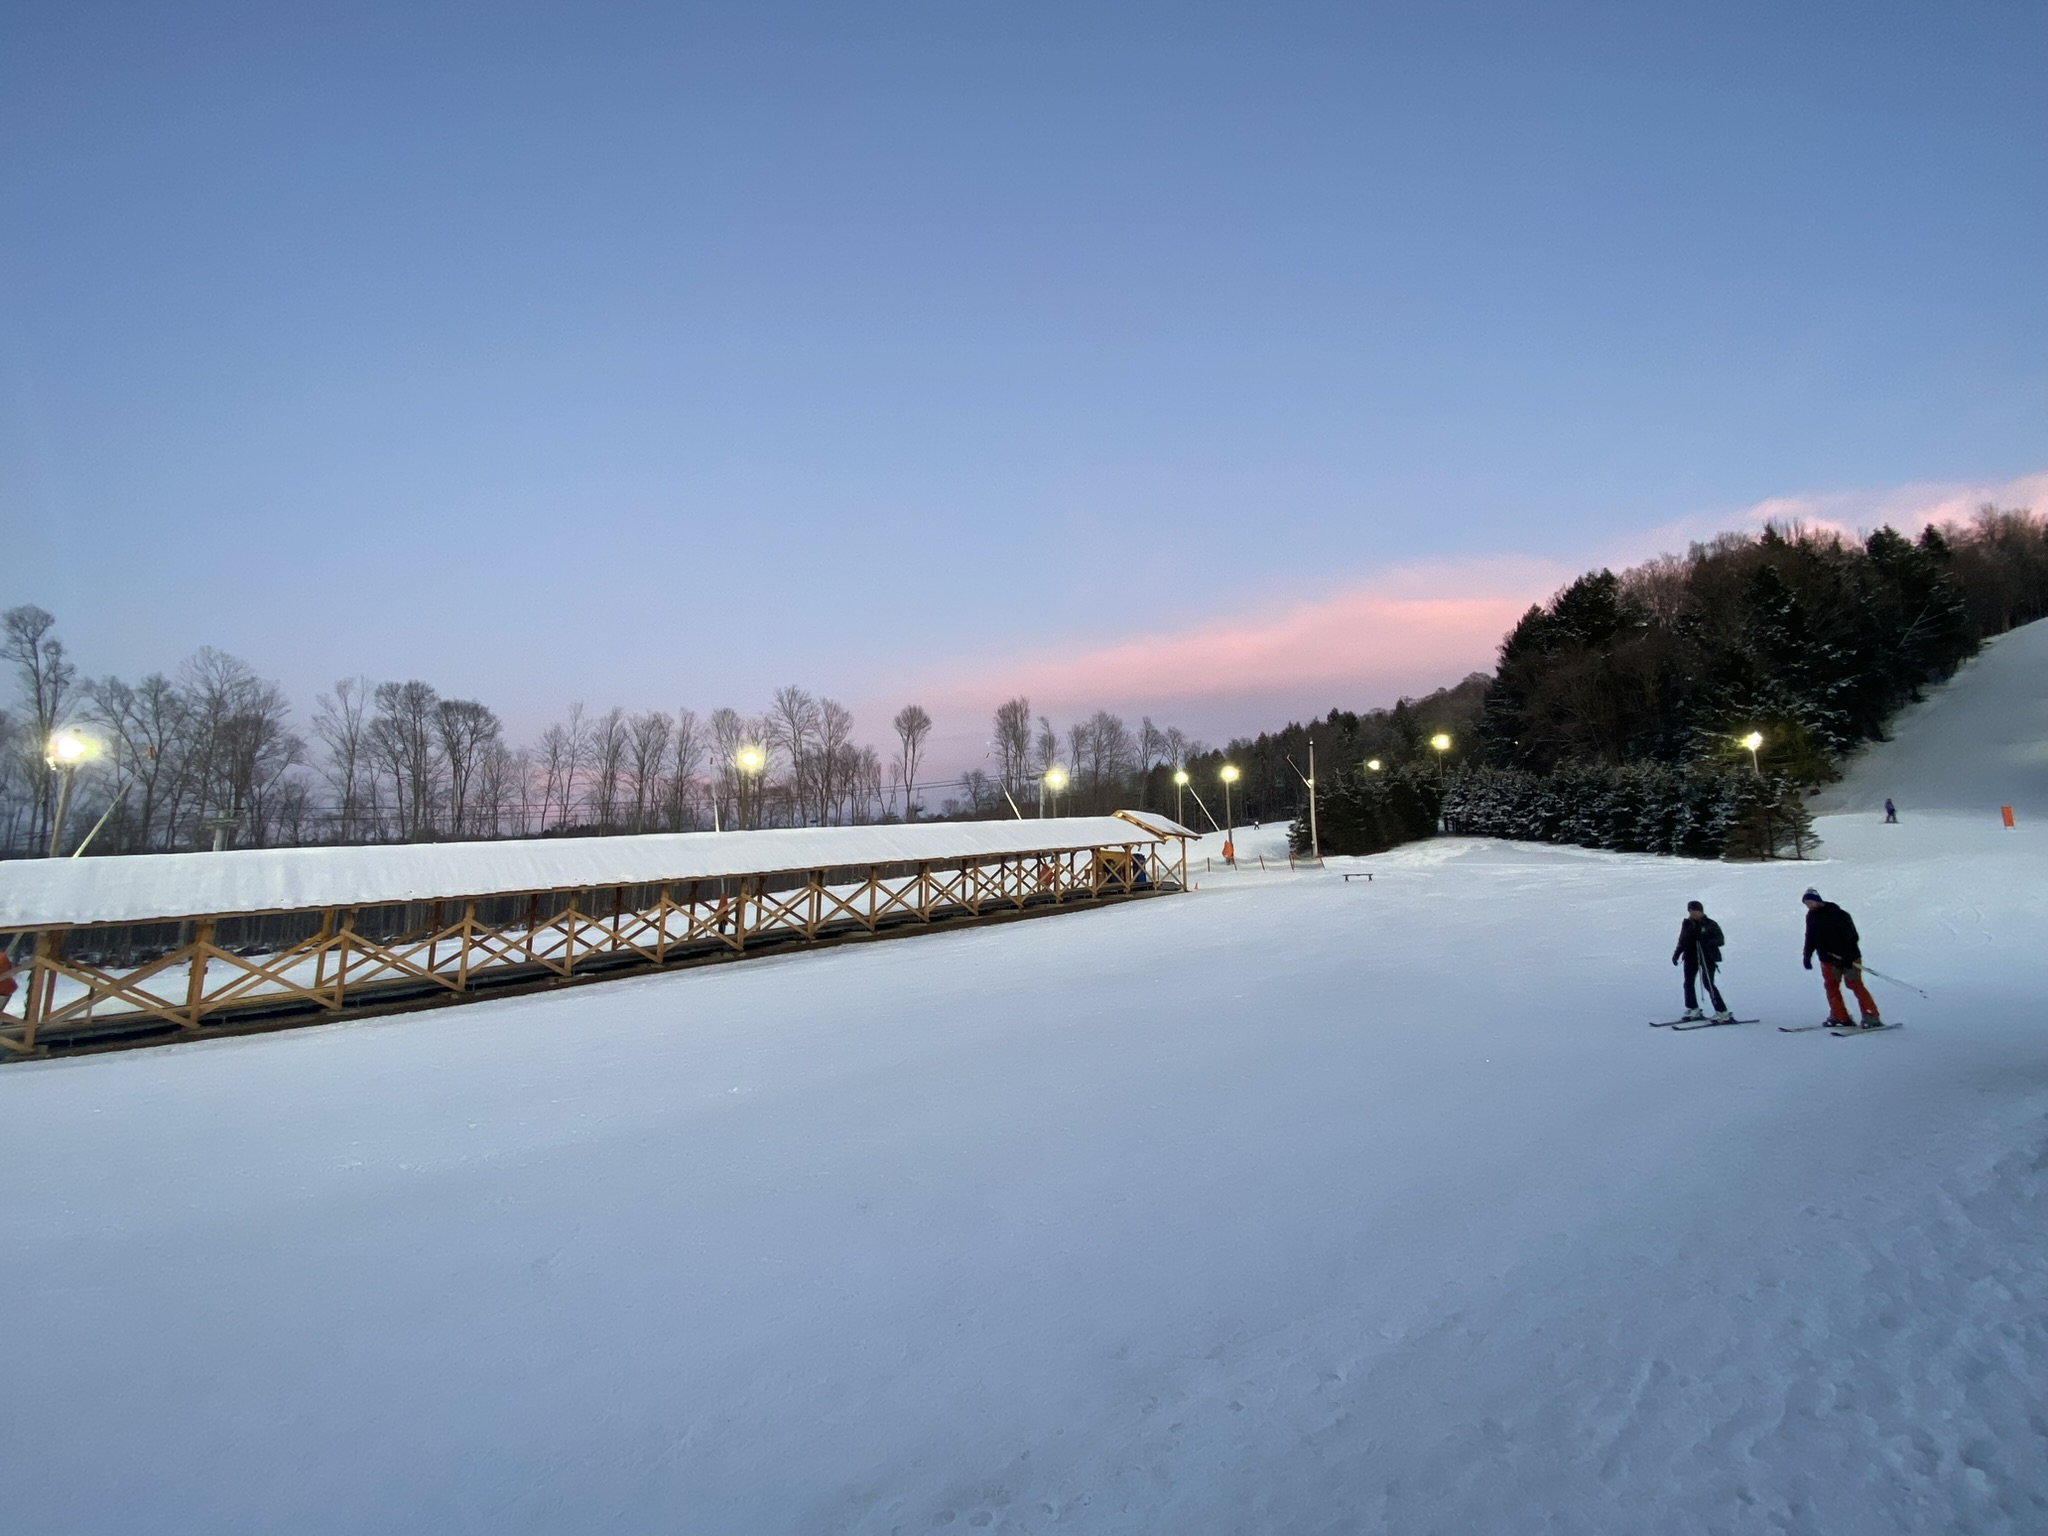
[1279,505,2047,861]
[954,699,1208,822]
[0,608,1209,857]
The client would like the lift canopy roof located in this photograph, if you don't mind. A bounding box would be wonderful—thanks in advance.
[0,813,1193,928]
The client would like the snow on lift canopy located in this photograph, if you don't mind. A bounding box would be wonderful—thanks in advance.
[0,813,1195,931]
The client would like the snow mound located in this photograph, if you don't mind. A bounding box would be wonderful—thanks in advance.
[1814,617,2048,818]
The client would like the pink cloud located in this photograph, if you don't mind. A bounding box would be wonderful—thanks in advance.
[911,556,1567,755]
[894,469,2047,774]
[1631,471,2048,554]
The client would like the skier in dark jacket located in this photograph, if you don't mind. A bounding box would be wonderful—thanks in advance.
[1671,901,1732,1021]
[1801,888,1881,1026]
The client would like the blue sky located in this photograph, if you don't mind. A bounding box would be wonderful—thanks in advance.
[3,2,2043,758]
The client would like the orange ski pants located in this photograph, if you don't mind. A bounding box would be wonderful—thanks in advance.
[1821,961,1879,1022]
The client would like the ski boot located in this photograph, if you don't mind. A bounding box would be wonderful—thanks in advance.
[1680,1007,1706,1021]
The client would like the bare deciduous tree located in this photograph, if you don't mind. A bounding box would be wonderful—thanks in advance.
[186,649,305,848]
[435,698,502,839]
[586,707,630,832]
[892,703,931,821]
[3,605,77,848]
[667,708,704,830]
[708,707,754,829]
[369,679,442,841]
[993,696,1033,800]
[625,711,672,832]
[312,678,374,843]
[816,698,855,825]
[1035,715,1059,779]
[765,686,821,825]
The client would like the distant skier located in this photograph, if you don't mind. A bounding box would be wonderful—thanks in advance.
[1801,888,1881,1027]
[1671,900,1732,1022]
[1884,798,1898,824]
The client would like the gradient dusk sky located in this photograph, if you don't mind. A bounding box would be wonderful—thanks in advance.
[3,2,2044,765]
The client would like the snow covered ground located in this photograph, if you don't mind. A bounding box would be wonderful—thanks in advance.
[1815,617,2048,818]
[4,659,2046,1533]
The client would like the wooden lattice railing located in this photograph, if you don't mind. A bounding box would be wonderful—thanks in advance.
[2,839,1183,1057]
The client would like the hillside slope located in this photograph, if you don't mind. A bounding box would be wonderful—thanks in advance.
[1814,616,2048,817]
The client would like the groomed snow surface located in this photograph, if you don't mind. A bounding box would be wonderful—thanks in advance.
[7,616,2048,1535]
[4,810,2043,1534]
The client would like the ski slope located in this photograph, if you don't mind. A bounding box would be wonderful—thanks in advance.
[3,679,2046,1532]
[1816,616,2048,817]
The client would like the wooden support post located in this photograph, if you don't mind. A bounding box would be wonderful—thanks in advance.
[185,919,215,1029]
[20,929,59,1052]
[458,901,476,991]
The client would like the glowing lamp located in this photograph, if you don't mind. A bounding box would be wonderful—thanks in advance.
[45,730,90,768]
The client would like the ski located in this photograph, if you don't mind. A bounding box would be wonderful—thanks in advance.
[1670,1017,1758,1030]
[1830,1022,1903,1036]
[1778,1023,1839,1033]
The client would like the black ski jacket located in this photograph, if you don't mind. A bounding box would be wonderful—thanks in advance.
[1672,916,1724,966]
[1803,902,1861,966]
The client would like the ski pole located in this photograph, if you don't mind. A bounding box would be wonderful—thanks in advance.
[1856,964,1928,998]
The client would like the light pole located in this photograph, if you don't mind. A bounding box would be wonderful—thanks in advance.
[44,730,90,859]
[1741,731,1764,777]
[1283,744,1320,863]
[1220,763,1239,865]
[1172,768,1188,825]
[1305,739,1318,863]
[1430,732,1453,832]
[1043,766,1067,818]
[737,745,765,828]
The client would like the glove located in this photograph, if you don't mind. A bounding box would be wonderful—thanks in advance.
[1671,954,1680,965]
[1803,956,1812,970]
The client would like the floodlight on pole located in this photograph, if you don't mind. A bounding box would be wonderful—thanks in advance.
[1427,732,1454,830]
[1366,758,1382,772]
[1740,730,1763,776]
[44,730,92,859]
[1283,747,1321,863]
[1219,764,1239,865]
[1043,765,1067,817]
[1172,768,1189,824]
[736,745,765,827]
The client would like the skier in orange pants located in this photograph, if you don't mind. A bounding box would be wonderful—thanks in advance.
[1801,888,1881,1027]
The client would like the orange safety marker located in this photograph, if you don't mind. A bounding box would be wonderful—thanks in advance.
[2001,805,2016,828]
